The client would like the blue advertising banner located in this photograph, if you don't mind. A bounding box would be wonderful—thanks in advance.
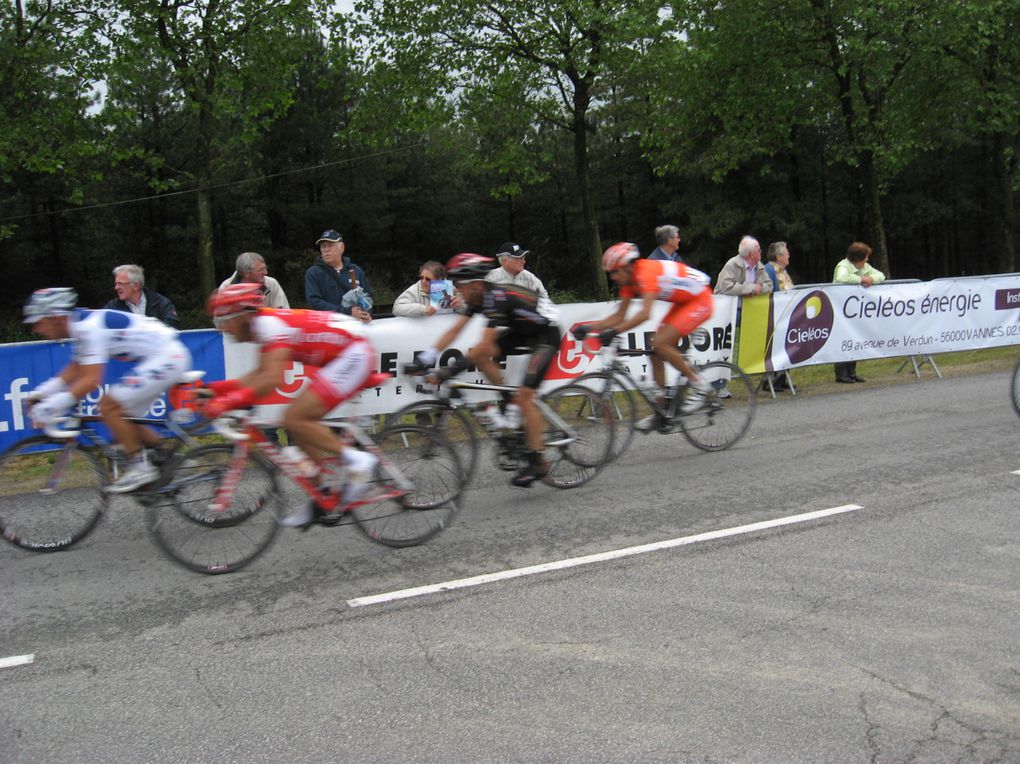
[0,329,224,452]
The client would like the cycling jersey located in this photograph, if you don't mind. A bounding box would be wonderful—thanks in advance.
[461,284,559,335]
[250,309,373,409]
[251,309,368,366]
[70,309,180,365]
[619,259,711,304]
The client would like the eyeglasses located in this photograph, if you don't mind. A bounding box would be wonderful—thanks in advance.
[114,281,132,287]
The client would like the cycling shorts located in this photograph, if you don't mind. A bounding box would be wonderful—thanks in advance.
[496,324,562,389]
[306,339,374,411]
[107,340,192,417]
[661,289,713,336]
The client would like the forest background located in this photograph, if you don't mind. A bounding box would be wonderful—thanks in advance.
[1,0,1017,338]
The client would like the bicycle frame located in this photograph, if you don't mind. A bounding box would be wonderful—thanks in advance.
[208,416,413,517]
[443,379,581,447]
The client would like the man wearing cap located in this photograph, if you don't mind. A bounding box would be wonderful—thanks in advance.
[486,242,556,317]
[305,228,373,323]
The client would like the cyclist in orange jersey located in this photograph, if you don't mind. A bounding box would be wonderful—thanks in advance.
[574,243,715,429]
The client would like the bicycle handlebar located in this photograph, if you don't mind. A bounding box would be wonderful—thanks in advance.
[211,413,251,442]
[43,417,81,440]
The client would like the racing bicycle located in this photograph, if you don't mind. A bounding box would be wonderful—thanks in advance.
[391,374,615,489]
[571,333,756,458]
[0,371,210,552]
[150,373,466,574]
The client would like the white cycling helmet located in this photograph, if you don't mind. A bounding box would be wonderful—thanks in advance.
[602,242,639,271]
[23,287,77,323]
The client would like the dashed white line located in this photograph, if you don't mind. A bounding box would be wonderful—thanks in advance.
[348,504,864,608]
[1011,470,1020,476]
[0,654,34,669]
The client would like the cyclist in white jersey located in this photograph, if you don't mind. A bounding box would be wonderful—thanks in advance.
[23,288,193,493]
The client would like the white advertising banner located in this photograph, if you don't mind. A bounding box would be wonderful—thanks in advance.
[741,275,1020,374]
[226,297,739,419]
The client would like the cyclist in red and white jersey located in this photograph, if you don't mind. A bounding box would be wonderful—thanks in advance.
[575,243,715,430]
[23,287,193,492]
[204,284,378,526]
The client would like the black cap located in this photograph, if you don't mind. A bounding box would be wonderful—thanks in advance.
[496,242,528,258]
[316,229,343,244]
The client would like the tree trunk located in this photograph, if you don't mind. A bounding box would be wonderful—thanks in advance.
[990,132,1017,273]
[860,150,890,278]
[572,99,607,300]
[196,179,216,298]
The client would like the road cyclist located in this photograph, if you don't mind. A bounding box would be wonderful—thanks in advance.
[573,243,716,433]
[22,287,193,493]
[202,283,381,528]
[405,253,563,487]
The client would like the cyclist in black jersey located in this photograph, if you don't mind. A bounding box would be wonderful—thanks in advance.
[411,253,562,487]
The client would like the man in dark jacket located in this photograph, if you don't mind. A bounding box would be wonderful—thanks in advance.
[304,229,373,323]
[104,264,180,328]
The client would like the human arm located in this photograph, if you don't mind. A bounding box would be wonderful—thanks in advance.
[392,283,430,318]
[149,292,181,329]
[714,258,757,296]
[755,265,774,294]
[305,267,339,311]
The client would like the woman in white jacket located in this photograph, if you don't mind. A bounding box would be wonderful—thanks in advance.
[392,261,450,317]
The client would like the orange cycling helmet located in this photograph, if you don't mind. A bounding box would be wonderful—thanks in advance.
[206,283,263,319]
[446,253,495,282]
[602,242,639,272]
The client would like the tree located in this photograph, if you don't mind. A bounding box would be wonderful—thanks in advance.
[354,0,665,299]
[105,0,324,298]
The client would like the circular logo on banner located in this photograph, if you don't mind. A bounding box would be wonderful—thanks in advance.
[784,290,834,364]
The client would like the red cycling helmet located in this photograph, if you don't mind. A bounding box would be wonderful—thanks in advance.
[206,283,264,319]
[446,253,495,282]
[602,242,640,272]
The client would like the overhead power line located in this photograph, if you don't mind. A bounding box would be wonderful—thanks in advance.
[0,141,427,224]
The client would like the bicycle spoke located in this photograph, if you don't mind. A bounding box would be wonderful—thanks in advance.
[146,444,279,573]
[679,361,757,451]
[352,425,463,547]
[0,437,107,551]
[540,384,614,489]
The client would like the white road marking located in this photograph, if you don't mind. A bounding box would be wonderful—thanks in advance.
[1012,470,1020,476]
[0,654,34,669]
[348,504,864,608]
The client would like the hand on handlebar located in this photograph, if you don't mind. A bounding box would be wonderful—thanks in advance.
[202,388,256,419]
[597,328,619,346]
[572,324,592,340]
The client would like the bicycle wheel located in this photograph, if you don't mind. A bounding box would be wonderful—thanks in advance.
[1011,357,1020,418]
[574,371,651,460]
[679,361,756,452]
[146,444,280,574]
[387,400,479,482]
[0,436,108,551]
[352,425,463,547]
[540,384,615,489]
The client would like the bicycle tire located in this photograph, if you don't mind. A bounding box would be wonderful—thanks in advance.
[352,424,463,548]
[573,370,652,460]
[1011,357,1020,418]
[146,444,280,574]
[540,384,615,489]
[386,400,479,482]
[679,361,756,452]
[0,436,108,552]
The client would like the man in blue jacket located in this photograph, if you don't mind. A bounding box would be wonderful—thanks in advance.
[304,229,373,323]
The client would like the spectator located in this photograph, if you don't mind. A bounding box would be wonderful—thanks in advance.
[647,225,684,263]
[219,252,289,309]
[833,241,885,384]
[486,241,558,319]
[305,228,372,323]
[104,264,180,329]
[762,242,795,392]
[714,236,772,296]
[392,261,451,318]
[764,241,794,293]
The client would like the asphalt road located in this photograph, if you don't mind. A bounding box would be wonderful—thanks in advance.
[1,369,1018,762]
